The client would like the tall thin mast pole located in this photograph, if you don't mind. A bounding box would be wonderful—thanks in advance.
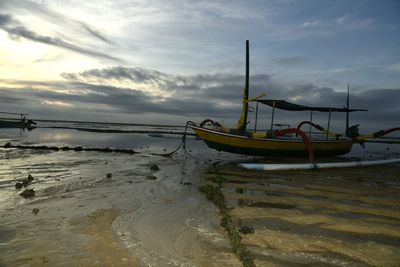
[309,111,313,140]
[242,40,250,133]
[345,85,350,136]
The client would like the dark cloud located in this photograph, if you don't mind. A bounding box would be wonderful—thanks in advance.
[0,93,26,104]
[60,67,400,122]
[0,81,235,124]
[0,13,121,62]
[1,66,399,129]
[351,89,400,120]
[61,67,277,103]
[0,13,12,25]
[0,0,113,44]
[80,23,113,44]
[62,67,172,88]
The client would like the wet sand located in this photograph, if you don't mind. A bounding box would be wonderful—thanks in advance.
[203,161,400,266]
[0,148,142,266]
[1,208,138,266]
[0,145,241,266]
[1,133,400,266]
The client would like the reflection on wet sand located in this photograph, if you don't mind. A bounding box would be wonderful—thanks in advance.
[203,162,400,266]
[0,148,145,266]
[68,209,139,266]
[1,123,400,266]
[0,145,242,266]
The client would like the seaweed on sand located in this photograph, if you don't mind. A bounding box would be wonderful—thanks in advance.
[199,179,255,267]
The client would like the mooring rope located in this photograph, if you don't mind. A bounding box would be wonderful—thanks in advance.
[151,122,196,158]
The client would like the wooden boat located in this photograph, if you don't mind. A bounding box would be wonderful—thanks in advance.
[188,41,367,160]
[0,112,36,130]
[188,121,354,158]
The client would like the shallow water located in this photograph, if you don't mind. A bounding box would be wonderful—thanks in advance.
[0,123,245,266]
[206,161,400,266]
[1,121,399,266]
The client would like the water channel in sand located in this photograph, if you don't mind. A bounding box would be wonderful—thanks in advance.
[1,122,399,266]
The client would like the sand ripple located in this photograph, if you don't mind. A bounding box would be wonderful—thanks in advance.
[204,161,400,266]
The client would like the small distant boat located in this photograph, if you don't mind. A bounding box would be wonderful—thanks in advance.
[188,41,369,161]
[0,112,37,130]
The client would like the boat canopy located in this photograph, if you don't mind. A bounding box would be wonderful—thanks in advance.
[254,99,367,113]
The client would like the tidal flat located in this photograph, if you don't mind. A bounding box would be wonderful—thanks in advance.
[203,161,400,266]
[0,123,399,266]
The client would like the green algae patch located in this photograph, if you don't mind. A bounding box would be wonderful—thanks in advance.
[199,182,255,267]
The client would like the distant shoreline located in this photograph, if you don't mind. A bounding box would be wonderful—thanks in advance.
[33,118,186,128]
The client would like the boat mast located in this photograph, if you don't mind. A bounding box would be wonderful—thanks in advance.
[235,40,251,134]
[345,85,350,137]
[242,40,250,133]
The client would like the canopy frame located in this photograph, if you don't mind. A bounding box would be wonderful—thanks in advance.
[249,99,366,139]
[253,99,367,113]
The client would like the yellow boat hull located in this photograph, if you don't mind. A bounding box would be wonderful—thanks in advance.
[189,124,353,157]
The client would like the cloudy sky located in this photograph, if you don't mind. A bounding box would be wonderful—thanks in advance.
[0,0,399,131]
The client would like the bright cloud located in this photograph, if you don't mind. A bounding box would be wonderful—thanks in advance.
[41,100,74,107]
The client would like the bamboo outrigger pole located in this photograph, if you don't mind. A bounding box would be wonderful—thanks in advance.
[240,158,400,171]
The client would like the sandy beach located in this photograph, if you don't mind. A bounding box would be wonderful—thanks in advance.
[1,125,400,266]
